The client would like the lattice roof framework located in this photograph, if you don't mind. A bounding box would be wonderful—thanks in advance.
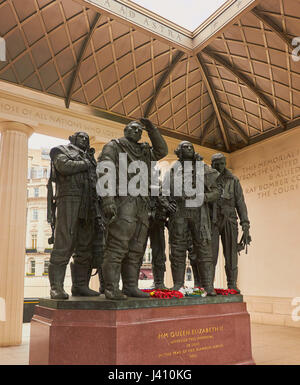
[0,0,299,152]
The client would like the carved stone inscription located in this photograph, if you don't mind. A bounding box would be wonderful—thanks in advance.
[0,99,122,140]
[87,0,191,47]
[157,325,224,360]
[237,148,300,199]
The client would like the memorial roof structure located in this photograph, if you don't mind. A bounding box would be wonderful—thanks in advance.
[0,0,299,152]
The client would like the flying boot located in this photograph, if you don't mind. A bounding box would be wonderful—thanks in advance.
[70,261,100,296]
[190,261,202,288]
[152,265,167,289]
[226,266,241,294]
[170,262,185,291]
[103,261,127,300]
[49,263,69,300]
[121,263,150,298]
[198,261,216,296]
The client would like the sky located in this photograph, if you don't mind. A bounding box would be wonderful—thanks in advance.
[28,134,68,149]
[131,0,228,31]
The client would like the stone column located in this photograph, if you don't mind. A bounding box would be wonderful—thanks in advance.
[0,121,33,346]
[88,138,106,292]
[164,228,173,289]
[157,156,176,289]
[89,137,106,159]
[214,245,227,289]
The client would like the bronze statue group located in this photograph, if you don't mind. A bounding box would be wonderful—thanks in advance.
[47,119,251,301]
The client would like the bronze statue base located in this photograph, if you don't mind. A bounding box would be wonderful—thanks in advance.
[29,295,254,365]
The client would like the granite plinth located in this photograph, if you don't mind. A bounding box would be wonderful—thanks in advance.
[38,293,244,310]
[29,295,254,365]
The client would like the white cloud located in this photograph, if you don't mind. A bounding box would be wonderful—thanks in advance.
[131,0,227,30]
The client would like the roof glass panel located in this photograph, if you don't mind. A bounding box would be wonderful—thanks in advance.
[131,0,229,31]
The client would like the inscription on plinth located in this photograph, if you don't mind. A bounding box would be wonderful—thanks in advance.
[157,325,224,361]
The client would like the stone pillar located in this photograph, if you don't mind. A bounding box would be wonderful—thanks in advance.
[214,244,227,289]
[0,121,33,346]
[164,228,173,289]
[88,138,106,292]
[89,137,106,159]
[157,156,175,289]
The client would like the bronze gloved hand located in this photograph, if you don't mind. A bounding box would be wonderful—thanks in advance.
[167,201,177,214]
[102,202,117,221]
[242,223,250,240]
[159,198,176,214]
[238,223,252,253]
[139,118,155,132]
[194,153,204,161]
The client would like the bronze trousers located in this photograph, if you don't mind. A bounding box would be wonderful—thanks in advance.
[50,197,94,266]
[211,217,239,284]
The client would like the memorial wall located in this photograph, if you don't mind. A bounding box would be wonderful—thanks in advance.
[230,127,300,327]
